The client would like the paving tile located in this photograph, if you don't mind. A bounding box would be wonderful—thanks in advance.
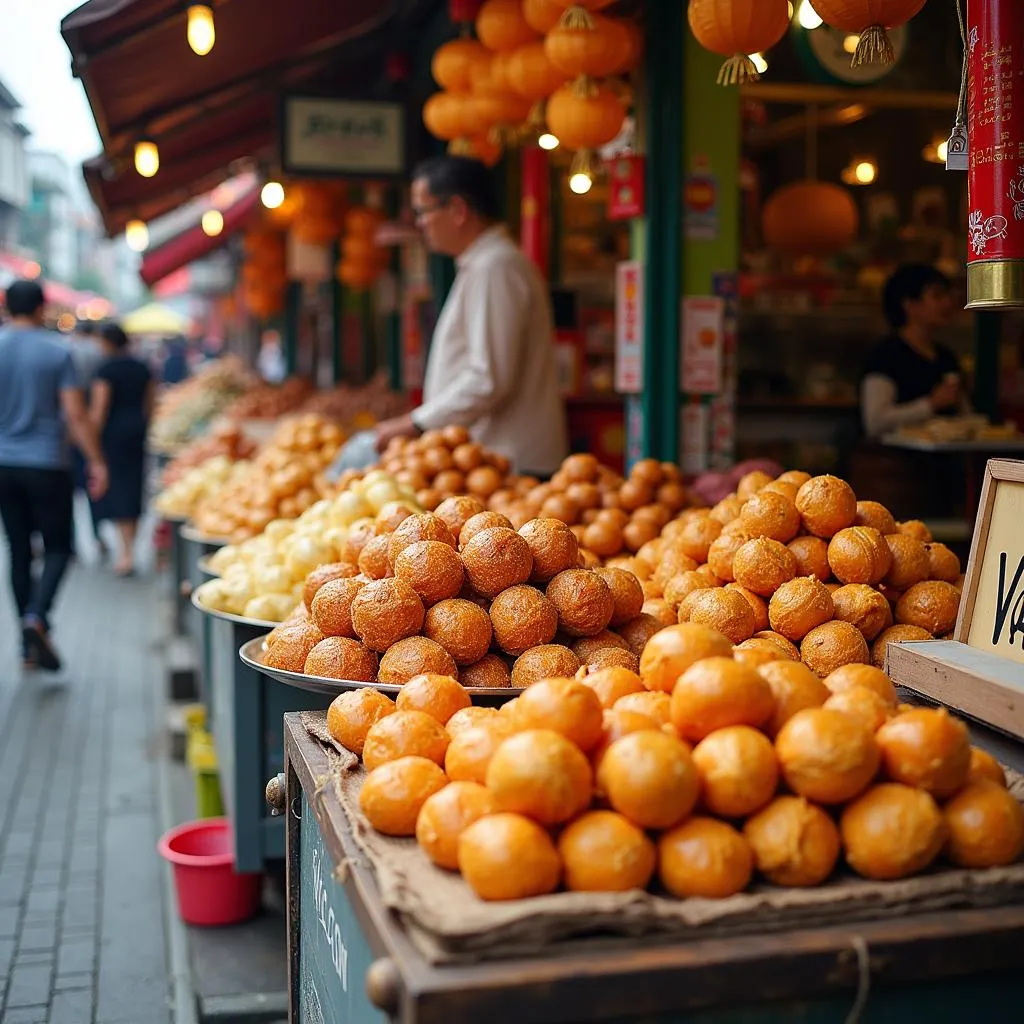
[1,1007,48,1024]
[46,990,94,1024]
[4,962,52,1007]
[53,970,93,993]
[16,921,57,953]
[56,939,95,977]
[0,904,20,938]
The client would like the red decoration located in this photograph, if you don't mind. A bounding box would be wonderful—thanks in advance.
[449,0,482,23]
[966,0,1024,297]
[607,154,645,220]
[386,51,411,83]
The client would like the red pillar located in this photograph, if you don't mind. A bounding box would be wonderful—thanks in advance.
[520,145,550,279]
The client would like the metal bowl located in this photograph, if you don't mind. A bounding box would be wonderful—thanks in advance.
[238,636,521,705]
[157,510,189,525]
[191,587,281,629]
[196,555,220,578]
[179,523,233,546]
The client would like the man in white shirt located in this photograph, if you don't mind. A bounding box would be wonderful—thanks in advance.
[374,156,568,476]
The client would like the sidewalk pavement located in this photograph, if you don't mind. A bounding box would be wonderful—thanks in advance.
[0,554,172,1024]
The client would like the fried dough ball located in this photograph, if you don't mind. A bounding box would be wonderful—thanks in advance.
[743,796,840,887]
[676,515,723,564]
[663,571,715,611]
[303,561,359,610]
[737,470,774,499]
[518,518,580,583]
[968,747,1007,788]
[870,624,932,668]
[310,577,366,639]
[509,644,580,688]
[350,578,425,652]
[459,511,513,548]
[327,688,395,755]
[386,512,456,569]
[876,707,970,798]
[883,534,930,591]
[854,500,898,535]
[823,663,898,706]
[733,538,798,597]
[304,637,378,682]
[434,495,487,540]
[618,613,667,657]
[642,599,678,628]
[416,780,497,870]
[377,637,458,685]
[362,710,450,771]
[358,534,393,580]
[671,657,775,742]
[757,660,830,739]
[925,543,961,583]
[359,757,448,837]
[263,622,325,672]
[658,818,753,899]
[800,620,870,678]
[740,491,801,543]
[580,646,640,674]
[545,569,615,637]
[795,475,857,539]
[678,588,756,645]
[571,629,630,661]
[638,622,733,694]
[393,539,465,606]
[395,672,470,724]
[898,519,933,543]
[692,725,779,818]
[830,584,892,641]
[787,536,832,583]
[827,527,892,586]
[459,653,514,689]
[489,585,559,656]
[895,581,960,636]
[457,813,561,901]
[732,638,794,670]
[944,781,1024,868]
[423,598,493,666]
[461,527,534,598]
[593,567,645,627]
[768,576,835,642]
[823,686,894,733]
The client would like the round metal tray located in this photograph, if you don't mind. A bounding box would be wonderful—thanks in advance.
[196,555,220,578]
[157,510,189,525]
[179,523,232,546]
[191,587,280,629]
[238,636,520,704]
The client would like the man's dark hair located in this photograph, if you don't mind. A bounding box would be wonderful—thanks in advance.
[5,280,46,318]
[413,155,500,221]
[882,264,950,330]
[76,319,98,336]
[101,322,131,351]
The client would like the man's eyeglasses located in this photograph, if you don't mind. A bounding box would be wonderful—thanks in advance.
[412,197,451,220]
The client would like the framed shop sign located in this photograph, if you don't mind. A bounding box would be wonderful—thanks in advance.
[280,95,406,178]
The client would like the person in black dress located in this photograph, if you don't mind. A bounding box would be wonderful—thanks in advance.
[90,323,154,576]
[860,264,971,439]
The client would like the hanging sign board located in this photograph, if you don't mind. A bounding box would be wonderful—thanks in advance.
[280,96,406,178]
[886,460,1024,740]
[614,261,643,394]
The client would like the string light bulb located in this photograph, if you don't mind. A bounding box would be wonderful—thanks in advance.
[749,52,768,74]
[125,220,149,252]
[842,157,877,185]
[261,181,285,209]
[134,139,159,178]
[842,34,860,54]
[538,133,559,151]
[797,1,823,29]
[187,4,215,56]
[569,171,593,195]
[201,209,224,236]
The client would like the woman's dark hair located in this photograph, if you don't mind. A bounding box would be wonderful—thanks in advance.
[5,280,45,317]
[100,322,131,351]
[412,155,500,221]
[882,264,950,329]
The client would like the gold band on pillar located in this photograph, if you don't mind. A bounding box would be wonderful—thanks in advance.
[966,259,1024,309]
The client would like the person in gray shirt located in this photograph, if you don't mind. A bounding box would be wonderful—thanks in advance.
[0,280,108,670]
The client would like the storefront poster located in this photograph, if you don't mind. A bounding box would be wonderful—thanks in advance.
[684,171,719,241]
[681,296,724,395]
[614,261,644,394]
[680,401,709,475]
[608,155,646,220]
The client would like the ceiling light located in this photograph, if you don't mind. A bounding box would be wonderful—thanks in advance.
[797,1,823,30]
[134,140,159,178]
[125,220,149,252]
[261,181,285,209]
[538,133,560,151]
[569,171,593,195]
[187,4,215,56]
[201,209,224,236]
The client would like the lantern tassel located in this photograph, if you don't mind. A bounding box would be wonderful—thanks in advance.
[571,75,598,99]
[448,138,473,156]
[527,101,547,129]
[716,54,760,87]
[851,25,895,67]
[570,150,599,179]
[558,5,594,30]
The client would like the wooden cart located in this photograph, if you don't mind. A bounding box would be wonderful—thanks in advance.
[278,716,1024,1024]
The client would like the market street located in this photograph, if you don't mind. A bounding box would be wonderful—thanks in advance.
[0,555,171,1024]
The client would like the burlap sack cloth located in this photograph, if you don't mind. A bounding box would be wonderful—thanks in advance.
[300,711,1024,966]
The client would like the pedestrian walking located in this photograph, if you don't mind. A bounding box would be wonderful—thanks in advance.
[0,280,108,670]
[90,321,154,577]
[69,318,109,559]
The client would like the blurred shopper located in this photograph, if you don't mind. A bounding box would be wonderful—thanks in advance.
[0,280,108,670]
[257,328,287,384]
[374,155,568,476]
[69,319,108,559]
[90,322,154,577]
[162,334,191,385]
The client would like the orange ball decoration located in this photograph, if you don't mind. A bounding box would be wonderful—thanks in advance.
[476,0,540,52]
[546,83,625,151]
[762,182,859,258]
[687,0,790,86]
[431,38,490,92]
[523,0,566,34]
[545,14,628,80]
[505,42,570,102]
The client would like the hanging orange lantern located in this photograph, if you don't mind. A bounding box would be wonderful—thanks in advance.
[548,0,614,30]
[345,207,385,237]
[424,91,477,141]
[544,14,629,81]
[610,19,643,75]
[810,0,926,66]
[470,55,531,140]
[545,83,624,151]
[762,181,860,257]
[687,0,789,85]
[464,134,503,167]
[506,42,570,102]
[523,0,565,34]
[431,38,490,91]
[475,0,539,52]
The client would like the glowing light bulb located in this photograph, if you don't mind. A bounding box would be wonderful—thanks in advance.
[125,220,149,252]
[201,209,224,236]
[261,181,285,209]
[797,1,823,29]
[843,34,860,54]
[538,133,560,151]
[749,52,768,74]
[854,160,876,184]
[134,139,159,178]
[187,4,215,56]
[937,140,948,162]
[569,172,592,195]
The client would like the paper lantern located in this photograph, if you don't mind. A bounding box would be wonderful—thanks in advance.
[549,0,614,30]
[432,38,490,91]
[762,181,860,257]
[506,42,570,101]
[811,0,926,65]
[523,0,565,33]
[688,0,789,85]
[545,14,629,80]
[424,91,475,141]
[464,134,503,167]
[345,207,385,237]
[475,0,539,52]
[546,83,624,151]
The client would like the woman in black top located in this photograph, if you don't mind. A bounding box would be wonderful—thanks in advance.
[91,323,153,576]
[860,264,971,439]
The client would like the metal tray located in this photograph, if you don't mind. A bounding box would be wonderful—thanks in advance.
[238,636,520,704]
[157,510,189,524]
[196,555,220,578]
[191,587,281,629]
[179,523,233,546]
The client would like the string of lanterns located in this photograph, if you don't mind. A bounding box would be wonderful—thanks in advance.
[240,229,288,320]
[337,206,388,293]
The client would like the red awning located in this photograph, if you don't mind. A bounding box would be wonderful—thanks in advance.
[139,186,259,286]
[62,0,397,235]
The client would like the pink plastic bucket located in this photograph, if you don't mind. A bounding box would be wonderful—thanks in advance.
[158,817,262,926]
